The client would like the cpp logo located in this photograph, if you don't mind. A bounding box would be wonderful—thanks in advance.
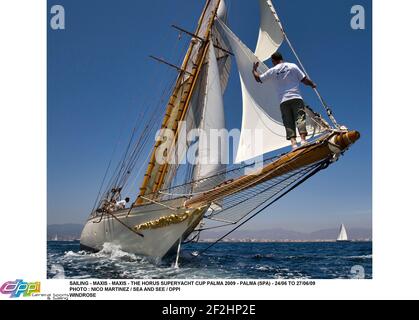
[0,280,41,298]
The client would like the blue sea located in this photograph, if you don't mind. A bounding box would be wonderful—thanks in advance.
[47,241,372,279]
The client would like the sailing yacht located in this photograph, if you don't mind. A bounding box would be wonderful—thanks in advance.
[337,224,349,242]
[80,0,360,260]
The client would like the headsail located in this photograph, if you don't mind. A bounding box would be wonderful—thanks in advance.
[255,0,285,62]
[217,19,287,163]
[217,20,323,163]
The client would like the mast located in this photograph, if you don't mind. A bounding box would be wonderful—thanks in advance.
[135,0,222,206]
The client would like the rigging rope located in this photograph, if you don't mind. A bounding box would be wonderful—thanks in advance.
[175,138,326,204]
[192,159,330,256]
[205,162,319,223]
[106,211,144,238]
[90,143,119,215]
[93,32,188,211]
[282,33,340,129]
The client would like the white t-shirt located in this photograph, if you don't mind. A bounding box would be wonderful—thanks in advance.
[259,62,306,104]
[115,200,127,209]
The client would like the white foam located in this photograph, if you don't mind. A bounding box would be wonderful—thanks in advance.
[95,242,139,261]
[50,264,65,279]
[64,250,81,257]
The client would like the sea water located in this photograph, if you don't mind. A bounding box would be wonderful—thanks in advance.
[47,241,372,279]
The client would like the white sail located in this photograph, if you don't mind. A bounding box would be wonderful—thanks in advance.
[255,0,285,62]
[337,224,349,241]
[217,20,290,163]
[216,20,324,163]
[162,21,232,190]
[217,0,228,22]
[194,40,227,185]
[212,20,232,94]
[160,79,205,190]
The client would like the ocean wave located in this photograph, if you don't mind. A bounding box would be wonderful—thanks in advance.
[47,242,373,279]
[344,254,372,259]
[64,250,85,257]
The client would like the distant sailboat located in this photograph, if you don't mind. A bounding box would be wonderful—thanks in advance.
[337,224,349,242]
[53,234,59,241]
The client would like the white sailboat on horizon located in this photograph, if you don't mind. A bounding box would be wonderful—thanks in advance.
[337,224,349,242]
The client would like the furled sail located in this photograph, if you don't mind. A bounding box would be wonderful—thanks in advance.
[255,0,285,62]
[194,40,227,189]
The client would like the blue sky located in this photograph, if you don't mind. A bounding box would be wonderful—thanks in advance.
[48,0,372,232]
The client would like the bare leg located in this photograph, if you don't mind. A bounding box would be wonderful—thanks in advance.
[300,133,307,144]
[290,137,298,149]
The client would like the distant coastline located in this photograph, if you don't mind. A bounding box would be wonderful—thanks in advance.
[47,223,372,243]
[48,239,372,243]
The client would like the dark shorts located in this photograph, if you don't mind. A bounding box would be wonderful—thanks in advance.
[280,98,307,140]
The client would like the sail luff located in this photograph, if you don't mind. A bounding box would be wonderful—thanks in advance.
[135,0,223,205]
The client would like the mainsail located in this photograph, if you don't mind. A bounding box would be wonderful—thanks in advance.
[255,0,285,62]
[337,224,349,241]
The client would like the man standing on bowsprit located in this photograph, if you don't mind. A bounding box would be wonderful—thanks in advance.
[253,52,317,150]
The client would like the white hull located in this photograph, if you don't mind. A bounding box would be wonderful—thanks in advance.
[80,199,206,261]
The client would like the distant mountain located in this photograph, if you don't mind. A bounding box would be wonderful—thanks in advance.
[201,227,372,241]
[201,227,307,241]
[47,224,83,240]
